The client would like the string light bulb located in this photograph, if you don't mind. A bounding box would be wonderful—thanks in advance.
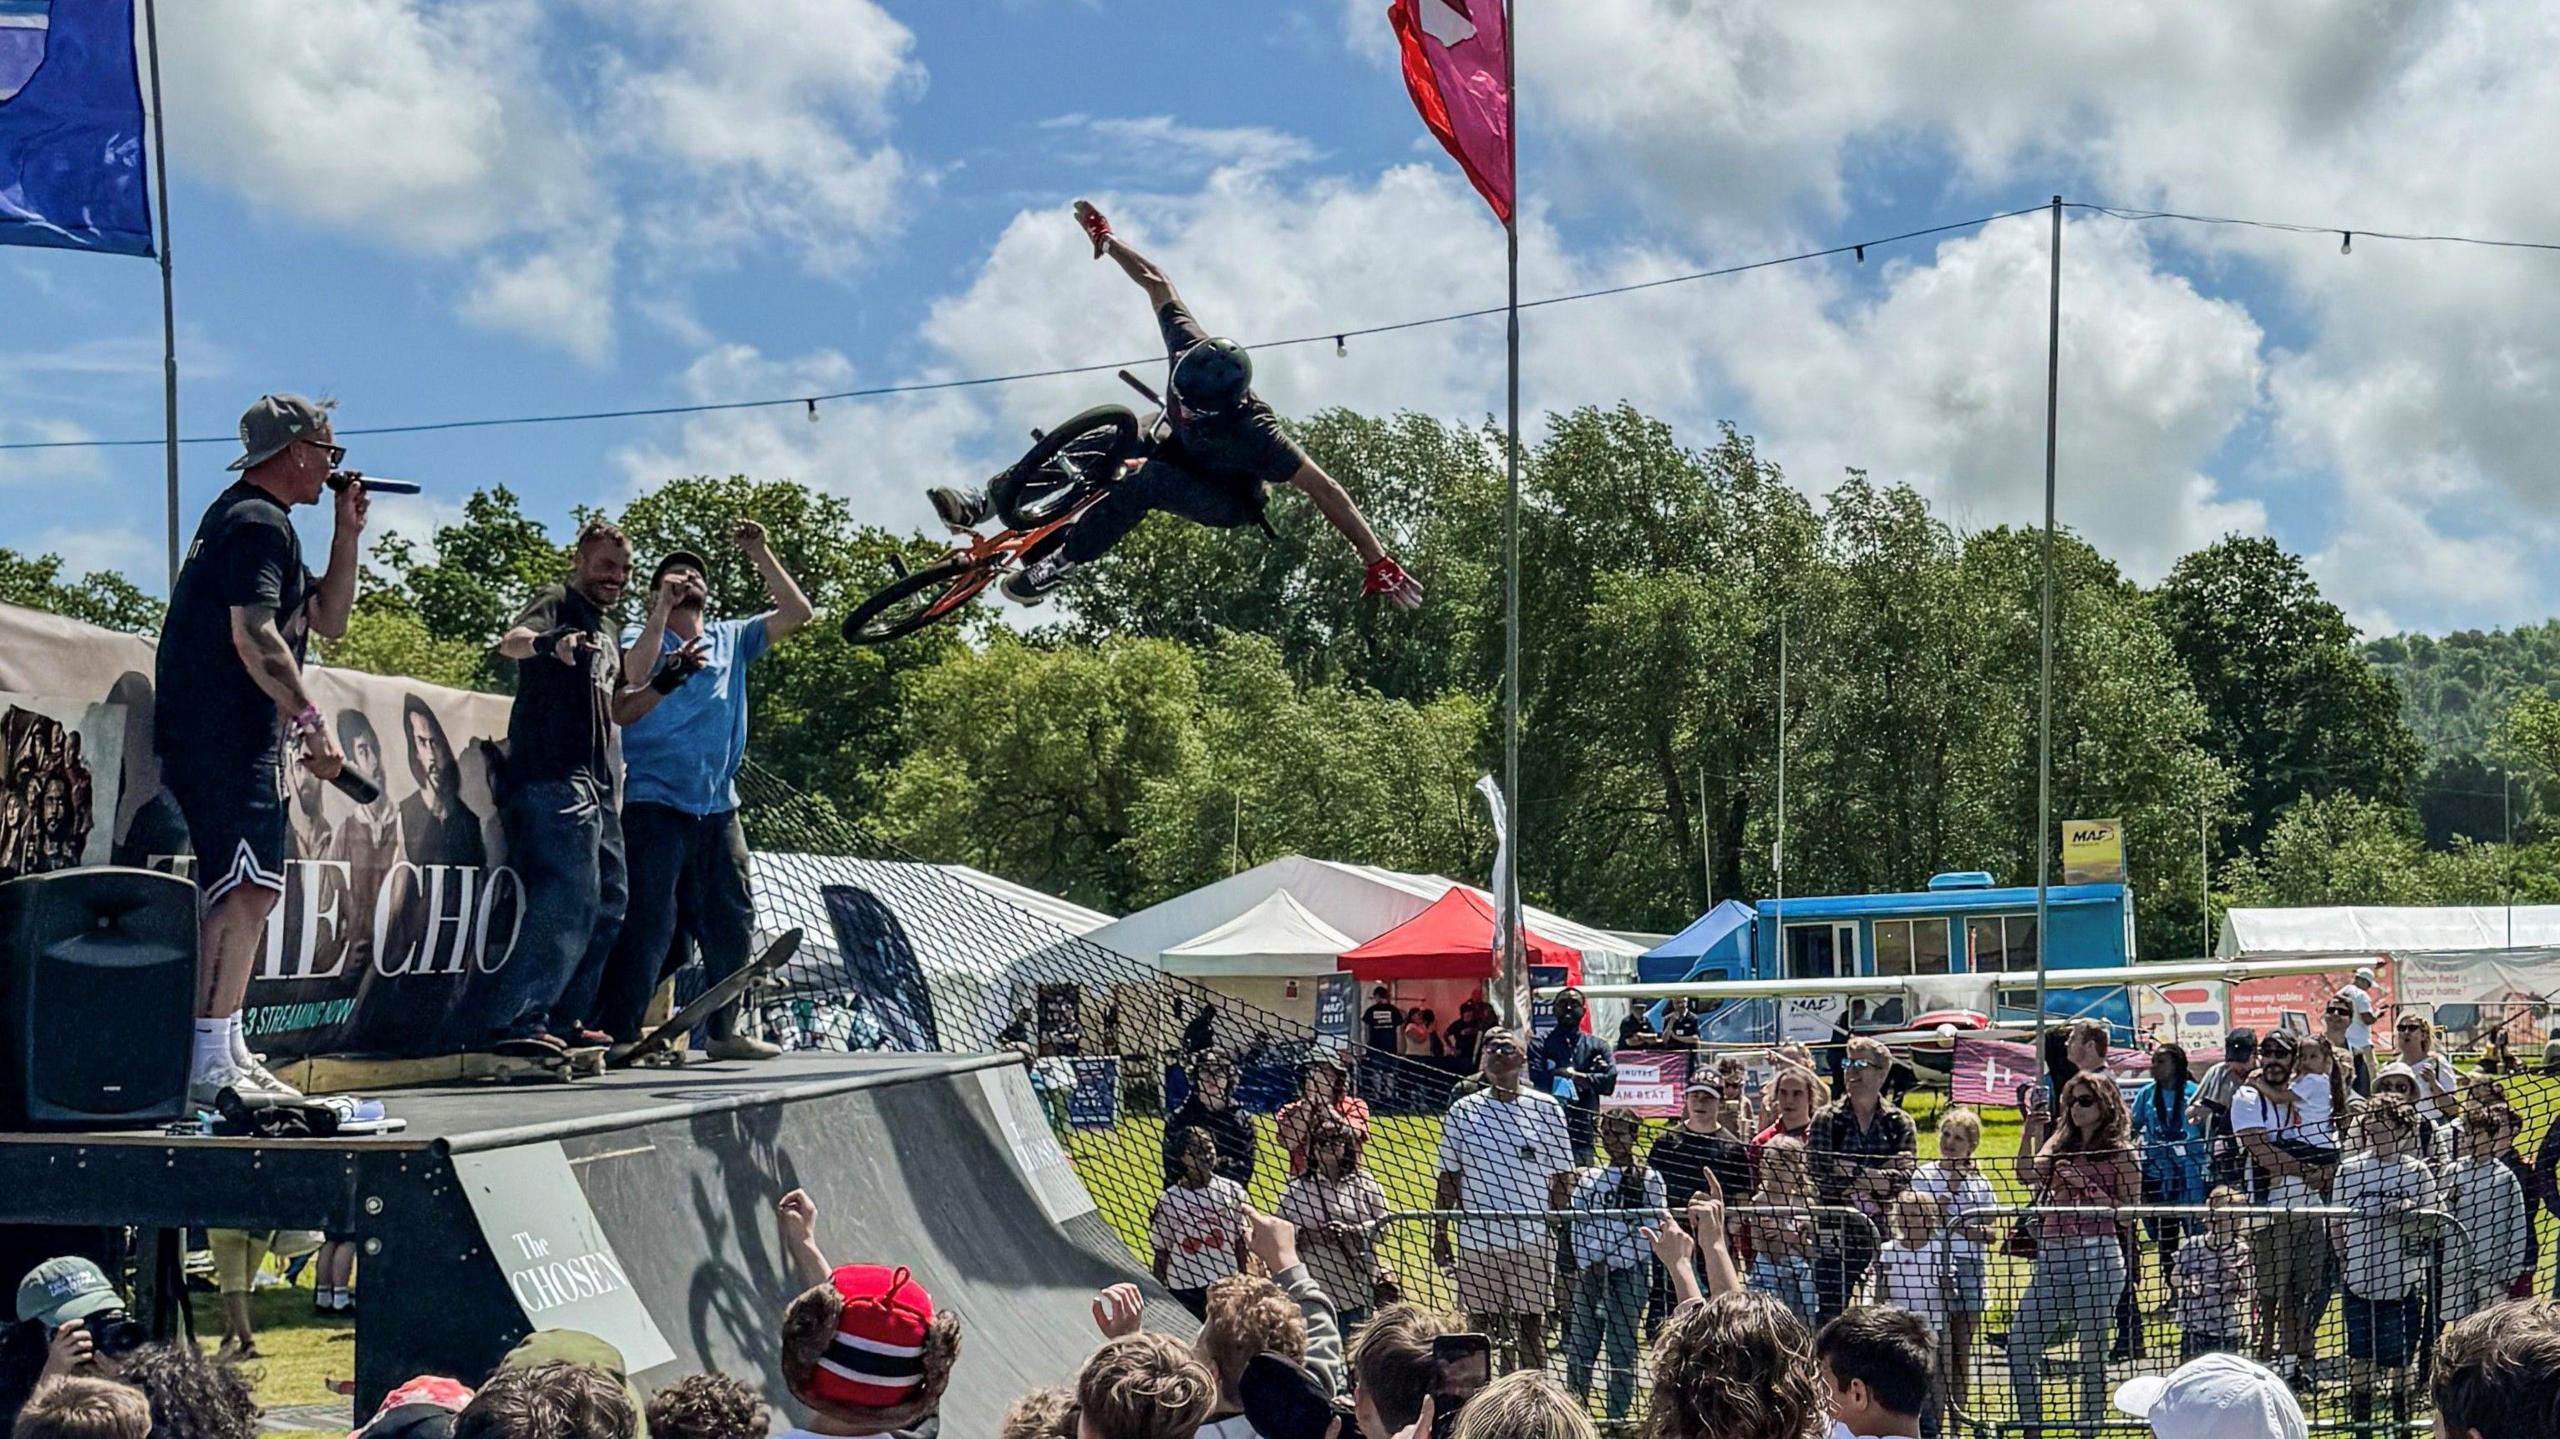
[1854,245,1865,263]
[2341,231,2352,254]
[1335,335,1347,358]
[806,398,820,423]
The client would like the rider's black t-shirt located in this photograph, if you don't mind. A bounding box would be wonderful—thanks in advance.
[1157,300,1308,493]
[155,480,312,770]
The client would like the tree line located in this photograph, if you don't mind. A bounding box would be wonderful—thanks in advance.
[9,404,2549,955]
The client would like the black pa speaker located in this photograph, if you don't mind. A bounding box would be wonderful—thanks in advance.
[0,867,197,1130]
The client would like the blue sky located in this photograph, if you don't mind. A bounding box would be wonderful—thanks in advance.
[6,0,2558,637]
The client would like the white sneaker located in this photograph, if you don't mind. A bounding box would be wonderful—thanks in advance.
[189,1061,302,1111]
[237,1053,303,1099]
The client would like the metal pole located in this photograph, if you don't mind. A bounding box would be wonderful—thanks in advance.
[2034,195,2061,1031]
[2504,769,2513,949]
[1498,0,1524,1027]
[143,0,180,589]
[1774,612,1786,975]
[1699,764,1713,910]
[2200,780,2210,958]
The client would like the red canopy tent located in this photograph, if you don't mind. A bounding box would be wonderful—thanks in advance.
[1337,887,1585,985]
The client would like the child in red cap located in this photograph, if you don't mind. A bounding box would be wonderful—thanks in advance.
[776,1191,961,1439]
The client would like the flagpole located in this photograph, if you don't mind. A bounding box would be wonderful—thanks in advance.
[1498,0,1525,1030]
[2033,195,2061,1038]
[142,0,179,589]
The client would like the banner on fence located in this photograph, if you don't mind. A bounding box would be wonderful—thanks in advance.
[1951,1037,2151,1106]
[1067,1057,1121,1128]
[1313,973,1357,1041]
[1598,1049,1690,1117]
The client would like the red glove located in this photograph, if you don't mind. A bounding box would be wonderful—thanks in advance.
[1362,556,1423,610]
[1074,200,1113,257]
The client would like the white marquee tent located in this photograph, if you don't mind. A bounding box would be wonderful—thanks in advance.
[1070,854,1645,1036]
[1158,889,1360,1026]
[2218,905,2560,959]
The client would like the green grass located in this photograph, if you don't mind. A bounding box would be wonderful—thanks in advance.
[183,1280,357,1438]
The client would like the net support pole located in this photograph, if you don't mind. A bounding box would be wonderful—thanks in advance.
[1497,0,1525,1029]
[2034,195,2062,1035]
[143,0,179,589]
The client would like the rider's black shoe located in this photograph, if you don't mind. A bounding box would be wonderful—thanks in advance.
[928,485,989,532]
[1001,553,1081,606]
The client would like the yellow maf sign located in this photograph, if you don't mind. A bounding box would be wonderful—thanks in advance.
[2062,818,2124,884]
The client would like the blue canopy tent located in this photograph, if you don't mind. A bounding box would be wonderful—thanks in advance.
[1637,900,1755,982]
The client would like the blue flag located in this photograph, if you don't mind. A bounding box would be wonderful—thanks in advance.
[0,0,152,256]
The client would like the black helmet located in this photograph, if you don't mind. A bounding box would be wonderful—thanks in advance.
[1171,337,1252,414]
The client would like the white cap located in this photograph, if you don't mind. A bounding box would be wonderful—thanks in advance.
[2114,1355,2306,1439]
[2355,966,2377,984]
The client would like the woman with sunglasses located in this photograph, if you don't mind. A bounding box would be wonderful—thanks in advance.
[2009,1071,2139,1438]
[2129,1044,2206,1298]
[2389,1013,2458,1125]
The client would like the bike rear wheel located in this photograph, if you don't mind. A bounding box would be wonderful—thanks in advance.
[990,405,1141,530]
[841,557,991,645]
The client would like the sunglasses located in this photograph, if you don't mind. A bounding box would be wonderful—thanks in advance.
[1843,1059,1878,1071]
[2067,1096,2101,1110]
[2397,1022,2427,1032]
[301,437,347,467]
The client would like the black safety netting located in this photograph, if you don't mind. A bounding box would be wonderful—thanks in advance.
[722,760,2560,1434]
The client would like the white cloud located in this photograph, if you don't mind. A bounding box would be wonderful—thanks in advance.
[34,524,158,580]
[1337,0,2560,627]
[0,421,109,488]
[1727,215,2269,579]
[613,344,983,529]
[159,0,923,360]
[1038,114,1321,181]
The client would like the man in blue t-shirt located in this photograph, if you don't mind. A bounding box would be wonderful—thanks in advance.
[594,520,813,1056]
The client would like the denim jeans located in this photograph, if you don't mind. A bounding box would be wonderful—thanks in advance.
[1564,1264,1646,1421]
[1748,1255,1817,1325]
[594,802,754,1042]
[2008,1235,2126,1434]
[469,776,626,1043]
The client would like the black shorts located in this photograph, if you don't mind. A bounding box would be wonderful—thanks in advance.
[165,757,288,905]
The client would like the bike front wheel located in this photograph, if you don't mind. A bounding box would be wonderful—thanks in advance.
[842,557,992,645]
[990,405,1141,530]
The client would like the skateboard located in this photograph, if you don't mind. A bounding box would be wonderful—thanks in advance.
[464,1045,606,1084]
[615,928,803,1069]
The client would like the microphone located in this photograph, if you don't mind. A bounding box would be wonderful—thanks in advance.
[327,470,422,496]
[328,769,381,806]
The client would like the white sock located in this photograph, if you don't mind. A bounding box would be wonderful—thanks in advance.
[192,1020,231,1078]
[227,1015,255,1066]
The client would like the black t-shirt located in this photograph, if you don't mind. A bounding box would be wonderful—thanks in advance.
[505,585,620,788]
[155,481,312,768]
[1156,301,1307,493]
[1362,1001,1403,1050]
[1648,1128,1754,1211]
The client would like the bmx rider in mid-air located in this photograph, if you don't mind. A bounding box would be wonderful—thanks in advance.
[929,200,1426,610]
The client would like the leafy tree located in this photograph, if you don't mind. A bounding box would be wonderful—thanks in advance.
[0,548,163,634]
[369,486,571,692]
[2152,535,2424,854]
[2220,793,2432,907]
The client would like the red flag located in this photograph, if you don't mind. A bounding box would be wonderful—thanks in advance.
[1389,0,1514,225]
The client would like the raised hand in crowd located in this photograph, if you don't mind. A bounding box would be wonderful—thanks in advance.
[1244,1203,1302,1276]
[1090,1283,1144,1340]
[776,1188,830,1290]
[733,518,771,553]
[1389,1395,1435,1439]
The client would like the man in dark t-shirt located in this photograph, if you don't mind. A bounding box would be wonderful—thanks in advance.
[464,520,696,1056]
[925,200,1425,610]
[155,394,368,1107]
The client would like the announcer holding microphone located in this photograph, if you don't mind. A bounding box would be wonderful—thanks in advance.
[156,394,367,1108]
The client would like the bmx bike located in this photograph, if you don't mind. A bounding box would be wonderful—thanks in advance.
[840,370,1162,645]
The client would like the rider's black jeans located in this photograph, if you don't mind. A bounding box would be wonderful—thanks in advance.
[1063,459,1262,564]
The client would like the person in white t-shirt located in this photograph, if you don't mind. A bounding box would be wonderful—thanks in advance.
[1868,1191,1952,1334]
[2336,969,2379,1058]
[1434,1026,1572,1373]
[1151,1126,1248,1317]
[1564,1110,1666,1422]
[2332,1096,2439,1435]
[2441,1096,2533,1322]
[1909,1107,1995,1416]
[2229,1032,2333,1384]
[2387,1013,2458,1125]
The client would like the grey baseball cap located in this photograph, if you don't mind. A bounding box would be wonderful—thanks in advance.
[15,1256,121,1328]
[228,393,333,471]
